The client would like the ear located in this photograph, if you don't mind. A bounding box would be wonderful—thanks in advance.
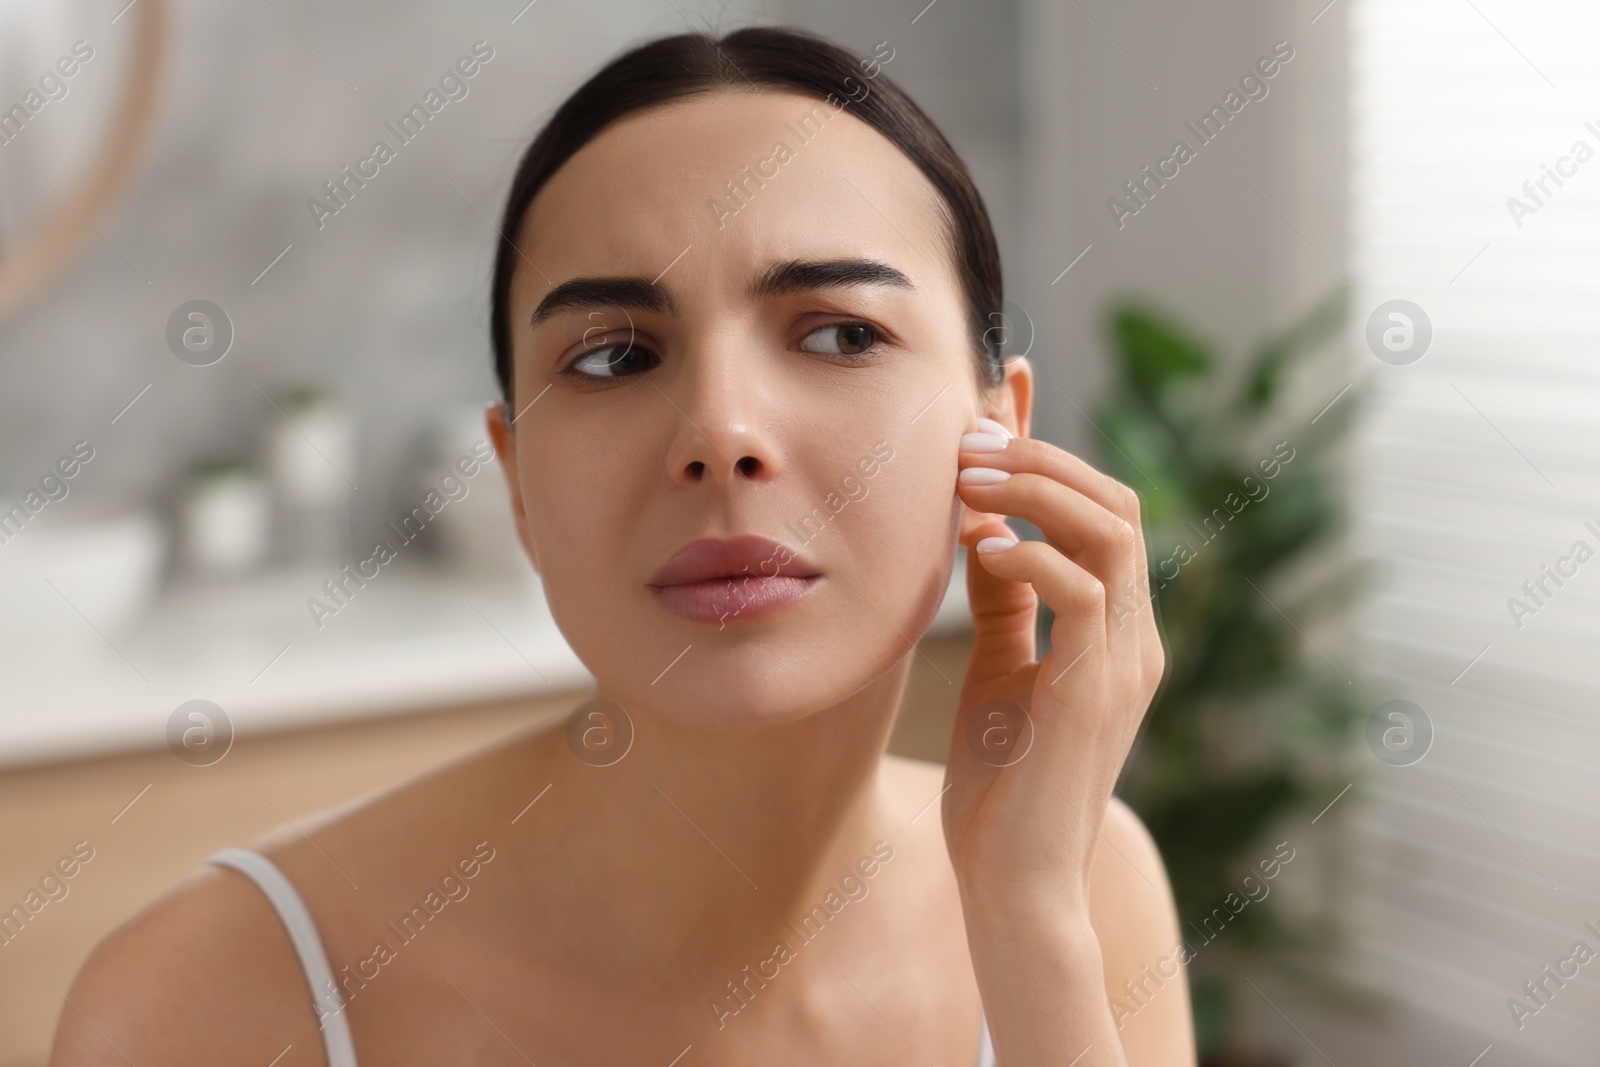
[958,356,1033,546]
[485,402,541,575]
[987,354,1033,440]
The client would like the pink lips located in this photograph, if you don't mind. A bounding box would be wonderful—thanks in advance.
[647,534,821,624]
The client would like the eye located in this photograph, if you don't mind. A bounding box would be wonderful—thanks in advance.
[562,337,658,383]
[798,321,883,359]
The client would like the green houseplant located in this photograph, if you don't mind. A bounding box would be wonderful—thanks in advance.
[1042,289,1373,1060]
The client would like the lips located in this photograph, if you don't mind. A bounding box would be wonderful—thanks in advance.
[648,534,819,586]
[647,534,821,624]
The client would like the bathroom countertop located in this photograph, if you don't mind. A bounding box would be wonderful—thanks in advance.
[0,557,973,769]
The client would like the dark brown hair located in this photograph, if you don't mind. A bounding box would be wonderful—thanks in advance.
[490,26,1004,403]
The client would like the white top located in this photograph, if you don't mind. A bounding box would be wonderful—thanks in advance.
[206,847,359,1066]
[206,847,998,1067]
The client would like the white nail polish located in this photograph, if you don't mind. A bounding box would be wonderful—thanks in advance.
[976,417,1013,440]
[961,432,1009,453]
[959,466,1011,485]
[976,536,1018,553]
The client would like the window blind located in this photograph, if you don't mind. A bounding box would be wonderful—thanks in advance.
[1350,1,1600,1061]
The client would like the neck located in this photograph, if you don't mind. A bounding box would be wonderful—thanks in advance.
[509,651,917,984]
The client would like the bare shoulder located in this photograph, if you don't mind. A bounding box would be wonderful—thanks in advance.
[1090,796,1197,1064]
[52,718,566,1067]
[49,862,329,1067]
[881,754,1174,952]
[1090,796,1174,934]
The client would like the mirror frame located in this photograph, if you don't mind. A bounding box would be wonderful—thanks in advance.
[0,0,168,319]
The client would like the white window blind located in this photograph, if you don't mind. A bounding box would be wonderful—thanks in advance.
[1350,1,1600,1062]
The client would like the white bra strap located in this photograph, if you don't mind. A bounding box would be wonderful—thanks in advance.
[206,847,359,1067]
[976,1005,996,1067]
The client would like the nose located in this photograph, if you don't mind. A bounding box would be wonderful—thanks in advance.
[659,339,780,488]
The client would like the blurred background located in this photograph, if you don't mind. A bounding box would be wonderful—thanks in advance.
[1,0,1597,1064]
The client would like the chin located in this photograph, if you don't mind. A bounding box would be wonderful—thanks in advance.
[550,539,956,730]
[600,630,869,732]
[556,585,921,735]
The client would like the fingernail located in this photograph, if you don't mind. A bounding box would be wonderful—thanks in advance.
[959,467,1011,485]
[976,417,1013,439]
[961,432,1010,453]
[976,536,1018,553]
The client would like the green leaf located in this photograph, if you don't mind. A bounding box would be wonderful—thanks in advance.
[1236,286,1348,412]
[1107,304,1212,404]
[1096,286,1368,1050]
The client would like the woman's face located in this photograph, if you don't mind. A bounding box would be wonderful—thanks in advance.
[493,89,1026,729]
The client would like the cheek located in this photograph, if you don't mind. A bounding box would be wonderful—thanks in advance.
[518,428,645,614]
[836,440,953,542]
[823,412,965,625]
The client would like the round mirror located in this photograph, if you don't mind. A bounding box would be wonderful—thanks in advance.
[0,0,167,318]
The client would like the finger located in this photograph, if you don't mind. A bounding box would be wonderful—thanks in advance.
[953,428,1145,588]
[971,537,1108,688]
[958,470,1139,607]
[959,434,1142,527]
[959,435,1153,620]
[958,433,1159,678]
[963,515,1038,687]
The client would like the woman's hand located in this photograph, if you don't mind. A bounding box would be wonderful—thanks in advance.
[937,417,1179,1065]
[941,417,1166,927]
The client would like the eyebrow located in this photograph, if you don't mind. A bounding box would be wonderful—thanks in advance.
[529,258,913,326]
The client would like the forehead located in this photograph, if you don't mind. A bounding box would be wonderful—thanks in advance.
[517,89,958,299]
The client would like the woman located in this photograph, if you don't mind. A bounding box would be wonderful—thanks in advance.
[54,27,1193,1067]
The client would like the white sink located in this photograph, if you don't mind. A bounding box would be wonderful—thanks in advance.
[0,509,167,651]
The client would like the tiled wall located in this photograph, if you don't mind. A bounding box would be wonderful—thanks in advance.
[0,0,1023,559]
